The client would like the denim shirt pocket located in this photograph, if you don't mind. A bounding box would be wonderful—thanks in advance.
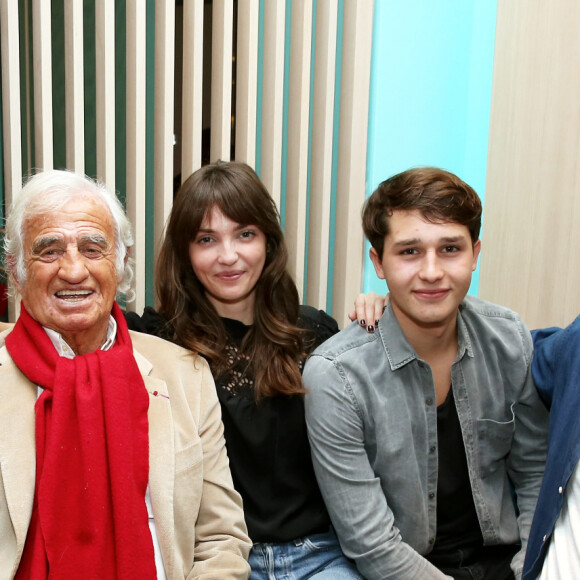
[476,405,515,479]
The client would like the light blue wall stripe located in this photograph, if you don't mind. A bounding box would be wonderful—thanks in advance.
[364,0,497,297]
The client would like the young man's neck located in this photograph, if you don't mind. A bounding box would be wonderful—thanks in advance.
[392,305,459,405]
[391,305,459,363]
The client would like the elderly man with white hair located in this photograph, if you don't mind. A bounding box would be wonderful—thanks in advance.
[0,170,251,579]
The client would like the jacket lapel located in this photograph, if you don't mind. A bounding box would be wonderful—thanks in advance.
[133,348,177,579]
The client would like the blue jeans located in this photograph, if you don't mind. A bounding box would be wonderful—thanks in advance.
[249,527,363,580]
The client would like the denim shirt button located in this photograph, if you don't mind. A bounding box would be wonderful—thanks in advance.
[426,398,434,406]
[428,492,435,499]
[429,537,435,544]
[429,446,436,453]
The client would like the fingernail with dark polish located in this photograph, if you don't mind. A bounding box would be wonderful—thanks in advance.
[367,325,375,333]
[375,320,379,327]
[359,319,366,326]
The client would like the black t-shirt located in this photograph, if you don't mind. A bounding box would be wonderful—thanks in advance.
[126,304,339,542]
[427,387,483,565]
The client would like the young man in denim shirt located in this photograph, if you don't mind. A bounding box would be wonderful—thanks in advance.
[303,167,549,580]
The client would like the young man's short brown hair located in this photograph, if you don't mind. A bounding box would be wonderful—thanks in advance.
[362,167,482,258]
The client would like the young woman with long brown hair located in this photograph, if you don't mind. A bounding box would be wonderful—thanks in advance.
[128,161,380,579]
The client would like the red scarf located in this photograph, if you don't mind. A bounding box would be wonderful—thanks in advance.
[7,303,157,579]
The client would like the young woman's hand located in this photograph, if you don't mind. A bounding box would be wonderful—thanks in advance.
[348,292,387,333]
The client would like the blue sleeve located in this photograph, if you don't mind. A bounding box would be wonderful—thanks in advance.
[531,324,568,409]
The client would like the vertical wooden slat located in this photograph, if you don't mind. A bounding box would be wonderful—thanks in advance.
[332,0,374,326]
[22,1,33,172]
[1,0,23,321]
[306,0,338,310]
[153,0,176,262]
[95,0,115,189]
[210,0,234,162]
[181,0,204,179]
[260,1,286,206]
[125,0,147,312]
[235,0,259,166]
[0,0,23,201]
[284,0,313,299]
[64,0,85,173]
[32,0,53,170]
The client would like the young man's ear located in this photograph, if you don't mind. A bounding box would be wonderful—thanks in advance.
[471,239,482,272]
[369,247,386,280]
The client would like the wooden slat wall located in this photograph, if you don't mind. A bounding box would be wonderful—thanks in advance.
[64,0,85,173]
[0,0,23,204]
[332,0,374,325]
[153,0,175,266]
[260,1,286,207]
[480,0,580,329]
[235,0,259,167]
[181,0,204,178]
[306,0,338,311]
[126,0,148,313]
[95,0,116,191]
[210,0,234,162]
[0,0,375,324]
[0,0,22,321]
[285,0,313,299]
[32,0,53,170]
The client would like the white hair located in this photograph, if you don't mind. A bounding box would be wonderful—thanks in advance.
[4,170,135,300]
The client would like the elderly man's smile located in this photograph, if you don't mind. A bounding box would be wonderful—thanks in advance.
[55,289,94,302]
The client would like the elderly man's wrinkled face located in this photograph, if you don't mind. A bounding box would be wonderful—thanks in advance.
[16,195,120,355]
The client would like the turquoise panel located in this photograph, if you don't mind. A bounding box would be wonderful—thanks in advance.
[364,0,497,296]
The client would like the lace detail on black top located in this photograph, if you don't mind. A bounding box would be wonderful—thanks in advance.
[218,336,309,397]
[215,305,338,399]
[221,340,254,396]
[125,303,340,542]
[126,304,339,399]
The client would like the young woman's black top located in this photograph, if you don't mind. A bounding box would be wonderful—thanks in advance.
[126,304,339,542]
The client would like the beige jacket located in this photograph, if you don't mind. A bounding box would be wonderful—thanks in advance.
[0,329,251,579]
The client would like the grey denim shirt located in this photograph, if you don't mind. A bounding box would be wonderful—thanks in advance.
[303,296,549,580]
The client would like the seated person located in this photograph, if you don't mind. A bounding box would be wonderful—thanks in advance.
[0,170,251,579]
[125,161,383,579]
[303,167,549,580]
[523,319,580,579]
